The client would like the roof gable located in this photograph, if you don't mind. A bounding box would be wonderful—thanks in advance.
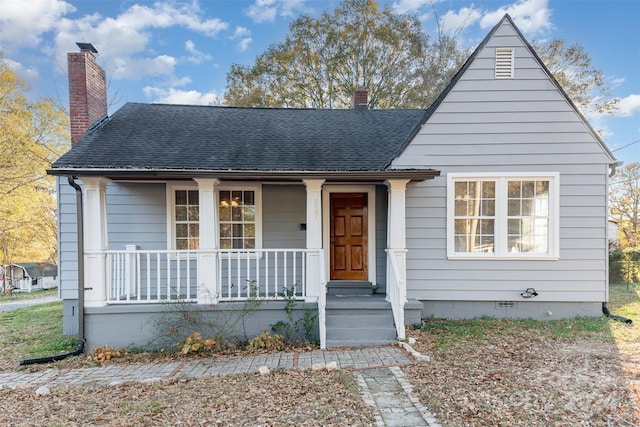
[392,14,615,168]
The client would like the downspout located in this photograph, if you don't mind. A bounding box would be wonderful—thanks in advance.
[68,176,85,343]
[20,176,85,365]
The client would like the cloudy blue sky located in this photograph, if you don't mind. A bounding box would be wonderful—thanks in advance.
[0,0,638,163]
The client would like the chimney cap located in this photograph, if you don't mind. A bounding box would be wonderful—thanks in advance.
[76,42,98,54]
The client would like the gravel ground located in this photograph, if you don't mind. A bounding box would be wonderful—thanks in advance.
[0,295,59,312]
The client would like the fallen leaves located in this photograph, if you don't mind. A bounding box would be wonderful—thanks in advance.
[0,370,374,426]
[404,324,639,426]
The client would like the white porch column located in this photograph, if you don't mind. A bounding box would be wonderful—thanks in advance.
[386,179,410,250]
[194,178,220,304]
[82,177,109,307]
[386,179,410,340]
[303,179,325,302]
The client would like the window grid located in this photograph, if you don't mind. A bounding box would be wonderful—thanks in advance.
[448,174,556,258]
[507,180,549,254]
[174,190,199,250]
[219,190,256,249]
[453,181,496,253]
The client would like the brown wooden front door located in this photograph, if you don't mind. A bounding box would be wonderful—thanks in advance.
[330,193,368,280]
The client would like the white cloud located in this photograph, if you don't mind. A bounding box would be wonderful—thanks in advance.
[245,0,312,23]
[237,37,253,52]
[184,40,212,64]
[610,77,626,90]
[50,1,229,81]
[233,27,251,39]
[116,3,227,37]
[0,0,75,51]
[280,0,313,17]
[615,94,640,117]
[391,0,432,15]
[143,86,222,105]
[3,58,39,82]
[231,27,253,52]
[480,0,552,36]
[439,7,482,36]
[246,0,278,23]
[112,55,177,80]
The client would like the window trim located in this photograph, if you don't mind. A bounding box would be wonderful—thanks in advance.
[166,182,263,251]
[447,172,559,260]
[217,182,263,251]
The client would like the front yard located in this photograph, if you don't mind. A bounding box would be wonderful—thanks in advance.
[0,284,638,426]
[405,282,639,425]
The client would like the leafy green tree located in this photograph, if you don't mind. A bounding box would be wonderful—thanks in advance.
[610,162,640,250]
[225,0,616,116]
[533,39,618,115]
[0,54,68,267]
[224,0,465,109]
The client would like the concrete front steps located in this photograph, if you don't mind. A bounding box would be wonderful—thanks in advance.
[324,281,424,349]
[325,281,395,348]
[325,293,398,348]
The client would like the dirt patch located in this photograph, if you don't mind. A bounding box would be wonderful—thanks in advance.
[404,327,639,426]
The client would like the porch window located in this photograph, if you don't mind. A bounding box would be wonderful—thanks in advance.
[168,183,262,250]
[219,190,256,249]
[175,189,199,250]
[447,173,558,259]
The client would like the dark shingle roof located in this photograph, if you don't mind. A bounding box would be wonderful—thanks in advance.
[52,103,429,173]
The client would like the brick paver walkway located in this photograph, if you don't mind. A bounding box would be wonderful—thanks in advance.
[0,346,440,426]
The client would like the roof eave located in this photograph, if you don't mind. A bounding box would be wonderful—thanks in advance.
[47,168,440,182]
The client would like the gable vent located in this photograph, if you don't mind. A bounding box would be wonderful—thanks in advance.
[495,48,514,79]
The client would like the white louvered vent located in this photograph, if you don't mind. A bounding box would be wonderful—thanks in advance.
[495,48,514,78]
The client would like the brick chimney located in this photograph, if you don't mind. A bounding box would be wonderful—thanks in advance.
[67,43,107,146]
[353,88,368,109]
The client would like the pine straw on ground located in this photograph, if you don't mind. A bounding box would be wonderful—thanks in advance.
[0,370,374,427]
[404,323,640,426]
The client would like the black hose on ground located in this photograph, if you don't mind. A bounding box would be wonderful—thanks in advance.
[19,339,85,366]
[602,303,633,324]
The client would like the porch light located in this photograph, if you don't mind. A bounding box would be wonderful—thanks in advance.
[520,288,538,298]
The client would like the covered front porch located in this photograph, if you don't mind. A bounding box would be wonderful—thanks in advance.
[77,175,431,349]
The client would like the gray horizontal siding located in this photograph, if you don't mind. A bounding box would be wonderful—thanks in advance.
[57,178,78,300]
[392,19,613,304]
[262,184,306,249]
[57,180,168,300]
[375,184,388,293]
[107,182,167,251]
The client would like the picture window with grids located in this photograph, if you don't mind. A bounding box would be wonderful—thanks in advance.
[447,173,558,259]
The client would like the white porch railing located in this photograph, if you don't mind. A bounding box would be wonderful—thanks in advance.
[386,249,406,340]
[105,249,311,304]
[10,278,34,292]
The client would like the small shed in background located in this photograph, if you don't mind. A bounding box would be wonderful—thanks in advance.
[1,262,58,293]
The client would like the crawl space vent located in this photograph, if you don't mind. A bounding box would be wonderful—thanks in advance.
[495,48,514,78]
[496,301,516,309]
